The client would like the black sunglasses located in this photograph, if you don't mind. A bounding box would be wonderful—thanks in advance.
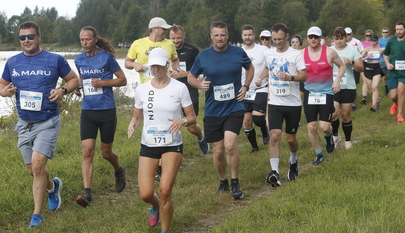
[347,33,352,35]
[260,37,270,41]
[19,34,37,41]
[308,35,320,39]
[382,31,389,33]
[365,35,371,37]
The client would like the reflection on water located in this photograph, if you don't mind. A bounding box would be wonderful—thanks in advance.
[0,51,140,117]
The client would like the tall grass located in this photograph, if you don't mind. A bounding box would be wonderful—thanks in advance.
[0,84,404,232]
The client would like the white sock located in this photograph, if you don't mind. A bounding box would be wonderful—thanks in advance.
[270,158,280,173]
[289,151,298,164]
[47,180,55,193]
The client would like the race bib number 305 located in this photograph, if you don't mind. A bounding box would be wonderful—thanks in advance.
[20,90,43,111]
[214,83,235,101]
[145,125,173,146]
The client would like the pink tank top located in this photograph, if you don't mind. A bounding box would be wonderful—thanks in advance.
[304,45,334,95]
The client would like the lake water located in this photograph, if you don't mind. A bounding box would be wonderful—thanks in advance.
[0,51,140,117]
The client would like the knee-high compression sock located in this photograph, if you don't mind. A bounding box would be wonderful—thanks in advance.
[342,121,353,141]
[244,127,258,149]
[331,119,340,136]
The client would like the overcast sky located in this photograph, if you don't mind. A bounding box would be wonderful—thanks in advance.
[1,0,81,19]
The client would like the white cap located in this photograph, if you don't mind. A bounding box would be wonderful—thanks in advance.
[307,26,322,36]
[148,48,168,66]
[148,17,172,29]
[344,27,353,34]
[259,30,271,37]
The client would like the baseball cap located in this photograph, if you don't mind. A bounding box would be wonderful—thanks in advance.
[370,34,378,40]
[148,17,172,29]
[345,27,353,34]
[148,48,168,66]
[307,26,322,36]
[259,30,271,37]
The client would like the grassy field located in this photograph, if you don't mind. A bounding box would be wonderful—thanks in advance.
[1,84,404,232]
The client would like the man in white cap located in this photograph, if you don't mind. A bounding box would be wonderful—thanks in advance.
[259,30,272,48]
[125,17,180,84]
[345,27,364,111]
[302,26,345,165]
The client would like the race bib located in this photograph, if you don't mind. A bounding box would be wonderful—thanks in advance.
[308,92,326,105]
[270,81,290,96]
[179,61,186,71]
[333,72,347,85]
[83,79,103,96]
[214,83,235,101]
[143,65,154,79]
[369,52,380,59]
[20,90,43,111]
[244,90,257,101]
[395,60,405,70]
[145,125,173,146]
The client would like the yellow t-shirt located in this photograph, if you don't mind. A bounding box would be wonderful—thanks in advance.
[127,37,178,83]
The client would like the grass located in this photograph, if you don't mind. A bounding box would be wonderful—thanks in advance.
[1,84,405,232]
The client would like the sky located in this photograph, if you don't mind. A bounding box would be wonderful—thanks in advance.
[1,0,81,19]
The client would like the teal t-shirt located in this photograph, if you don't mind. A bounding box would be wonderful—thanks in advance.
[330,45,361,90]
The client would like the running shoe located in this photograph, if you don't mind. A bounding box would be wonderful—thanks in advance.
[345,141,353,150]
[147,206,160,227]
[266,170,281,187]
[29,214,43,228]
[230,181,244,200]
[155,166,162,181]
[370,105,376,112]
[397,115,404,122]
[262,129,270,145]
[352,105,357,112]
[47,177,62,211]
[312,154,324,166]
[115,165,126,193]
[198,131,210,154]
[375,97,381,110]
[250,147,259,153]
[217,179,229,192]
[361,97,367,105]
[333,135,341,148]
[324,134,335,153]
[287,161,299,181]
[76,190,92,207]
[390,103,398,115]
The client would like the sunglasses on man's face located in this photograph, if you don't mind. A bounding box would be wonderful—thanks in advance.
[347,33,352,35]
[260,37,270,41]
[365,35,371,37]
[382,31,389,33]
[308,35,320,39]
[19,34,37,41]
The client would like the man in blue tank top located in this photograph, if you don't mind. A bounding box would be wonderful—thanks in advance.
[0,21,79,228]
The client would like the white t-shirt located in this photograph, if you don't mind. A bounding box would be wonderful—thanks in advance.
[264,47,306,106]
[135,79,192,147]
[242,44,269,93]
[347,38,364,53]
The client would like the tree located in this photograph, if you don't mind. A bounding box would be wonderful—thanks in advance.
[280,1,309,36]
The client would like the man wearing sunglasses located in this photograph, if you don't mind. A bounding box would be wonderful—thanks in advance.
[259,30,272,49]
[345,27,364,112]
[303,26,346,165]
[0,21,79,227]
[256,23,306,187]
[379,27,391,95]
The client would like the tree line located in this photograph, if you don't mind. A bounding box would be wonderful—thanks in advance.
[0,0,403,49]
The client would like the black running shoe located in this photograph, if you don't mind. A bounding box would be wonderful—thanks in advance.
[287,161,299,181]
[155,166,162,181]
[115,165,126,193]
[250,147,259,153]
[76,190,92,207]
[324,134,335,153]
[217,179,229,192]
[312,154,324,166]
[230,181,244,200]
[266,170,281,187]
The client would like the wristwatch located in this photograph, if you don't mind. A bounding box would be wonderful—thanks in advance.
[243,85,249,91]
[182,118,188,127]
[351,60,355,65]
[61,87,67,95]
[291,76,295,81]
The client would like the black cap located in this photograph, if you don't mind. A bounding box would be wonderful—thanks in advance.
[370,35,378,41]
